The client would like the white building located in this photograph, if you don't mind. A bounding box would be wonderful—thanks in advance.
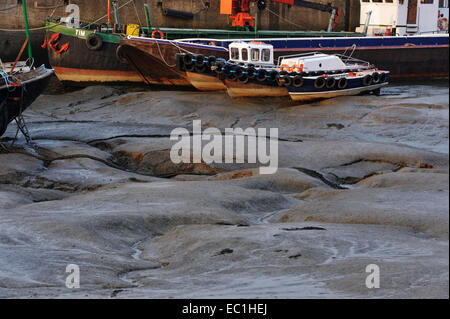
[356,0,449,36]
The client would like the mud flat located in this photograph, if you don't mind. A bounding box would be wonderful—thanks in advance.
[0,82,448,298]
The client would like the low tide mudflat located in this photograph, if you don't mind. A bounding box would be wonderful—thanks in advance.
[0,81,448,298]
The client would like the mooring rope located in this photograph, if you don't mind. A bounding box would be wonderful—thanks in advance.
[0,21,64,32]
[0,4,19,12]
[266,7,309,29]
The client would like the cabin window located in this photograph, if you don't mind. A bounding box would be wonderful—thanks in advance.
[251,49,260,61]
[241,48,249,61]
[231,47,239,60]
[421,0,434,3]
[440,0,449,7]
[262,49,271,62]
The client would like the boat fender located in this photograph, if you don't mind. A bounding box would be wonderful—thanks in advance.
[116,45,128,64]
[292,75,304,88]
[183,54,194,66]
[185,63,196,72]
[86,33,103,51]
[314,77,326,89]
[379,72,386,83]
[151,30,164,39]
[362,74,373,86]
[246,66,256,79]
[326,77,336,89]
[195,55,205,67]
[215,61,225,74]
[234,66,244,79]
[207,56,217,65]
[256,69,267,82]
[276,75,287,87]
[337,77,348,89]
[267,71,278,82]
[372,72,380,84]
[438,17,448,31]
[195,64,207,73]
[238,75,249,83]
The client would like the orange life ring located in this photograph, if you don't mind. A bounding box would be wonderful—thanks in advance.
[438,17,448,31]
[151,30,164,39]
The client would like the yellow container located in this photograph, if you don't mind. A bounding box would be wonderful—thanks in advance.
[126,24,140,36]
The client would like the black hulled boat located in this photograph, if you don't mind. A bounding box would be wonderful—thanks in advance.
[1,64,54,136]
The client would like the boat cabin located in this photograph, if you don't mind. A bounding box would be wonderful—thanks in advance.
[356,0,449,36]
[280,53,347,72]
[228,42,274,67]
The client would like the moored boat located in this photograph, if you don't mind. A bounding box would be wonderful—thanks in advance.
[175,41,389,102]
[1,63,53,136]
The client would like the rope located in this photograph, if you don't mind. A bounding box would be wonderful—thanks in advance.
[0,21,64,32]
[85,0,135,28]
[266,7,308,30]
[0,4,19,12]
[131,0,143,27]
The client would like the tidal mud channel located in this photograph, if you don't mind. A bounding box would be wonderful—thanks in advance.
[0,81,448,298]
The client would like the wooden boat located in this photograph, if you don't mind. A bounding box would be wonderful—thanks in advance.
[175,42,389,102]
[0,64,53,136]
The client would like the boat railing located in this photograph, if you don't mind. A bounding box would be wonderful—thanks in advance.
[275,52,324,66]
[334,54,371,67]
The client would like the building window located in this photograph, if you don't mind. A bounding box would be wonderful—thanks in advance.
[421,0,434,3]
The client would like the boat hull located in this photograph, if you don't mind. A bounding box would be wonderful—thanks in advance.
[131,35,448,85]
[46,25,141,86]
[119,38,228,87]
[289,82,388,102]
[224,79,289,98]
[1,65,53,136]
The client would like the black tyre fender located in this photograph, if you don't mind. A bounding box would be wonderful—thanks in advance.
[362,74,373,86]
[292,75,304,88]
[314,77,326,89]
[256,69,267,82]
[185,63,196,72]
[215,61,225,74]
[238,75,249,83]
[372,72,380,84]
[195,64,207,73]
[276,75,288,87]
[207,56,217,65]
[233,66,244,79]
[195,54,205,67]
[86,33,103,51]
[326,77,336,89]
[267,71,278,82]
[116,45,128,64]
[246,66,256,79]
[337,77,348,89]
[183,54,194,66]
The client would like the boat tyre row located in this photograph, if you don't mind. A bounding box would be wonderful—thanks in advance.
[181,53,386,90]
